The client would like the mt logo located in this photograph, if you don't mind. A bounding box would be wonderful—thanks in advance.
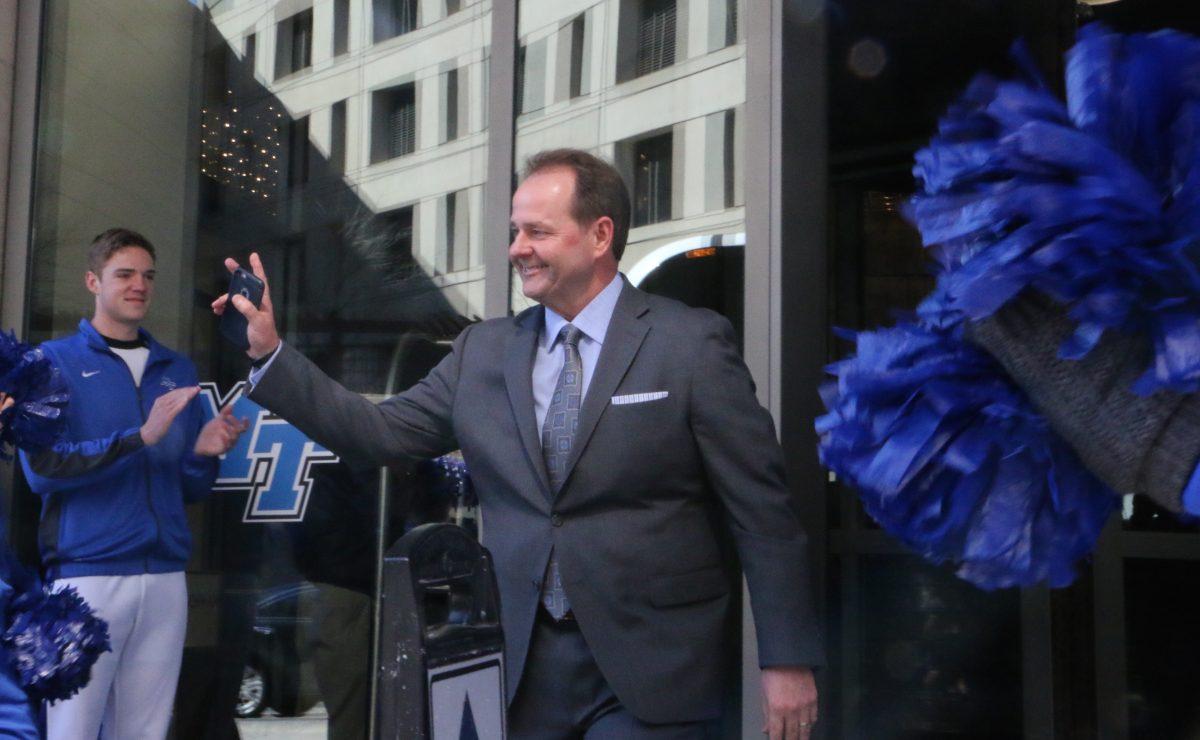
[198,382,339,523]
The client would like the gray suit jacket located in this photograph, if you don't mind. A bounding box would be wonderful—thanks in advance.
[250,281,822,723]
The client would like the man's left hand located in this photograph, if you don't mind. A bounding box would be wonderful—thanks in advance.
[761,666,818,740]
[194,405,249,457]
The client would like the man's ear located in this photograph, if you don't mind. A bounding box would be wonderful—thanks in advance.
[85,270,101,296]
[592,216,615,259]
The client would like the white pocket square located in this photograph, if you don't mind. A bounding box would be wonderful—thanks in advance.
[611,391,669,405]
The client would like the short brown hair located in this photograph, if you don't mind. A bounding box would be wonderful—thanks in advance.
[87,228,156,274]
[523,149,631,261]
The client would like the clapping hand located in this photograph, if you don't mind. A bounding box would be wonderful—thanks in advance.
[140,387,200,446]
[194,404,249,457]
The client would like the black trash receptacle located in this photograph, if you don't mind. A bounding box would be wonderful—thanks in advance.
[377,523,505,739]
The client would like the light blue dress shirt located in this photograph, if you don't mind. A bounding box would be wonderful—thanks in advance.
[532,274,624,434]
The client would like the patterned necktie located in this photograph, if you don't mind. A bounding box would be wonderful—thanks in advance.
[540,324,583,619]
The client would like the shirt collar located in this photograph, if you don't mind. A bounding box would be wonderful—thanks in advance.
[542,273,624,349]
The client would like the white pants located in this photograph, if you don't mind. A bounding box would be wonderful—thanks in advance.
[46,572,187,740]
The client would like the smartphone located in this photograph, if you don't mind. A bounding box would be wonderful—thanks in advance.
[219,267,265,350]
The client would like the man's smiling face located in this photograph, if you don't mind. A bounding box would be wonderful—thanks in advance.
[509,166,607,320]
[87,246,156,329]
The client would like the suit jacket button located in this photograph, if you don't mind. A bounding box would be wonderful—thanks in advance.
[551,514,563,527]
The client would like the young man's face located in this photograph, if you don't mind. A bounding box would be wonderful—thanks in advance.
[86,246,156,328]
[508,166,611,319]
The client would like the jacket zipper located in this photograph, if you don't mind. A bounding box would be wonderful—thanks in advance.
[110,347,162,573]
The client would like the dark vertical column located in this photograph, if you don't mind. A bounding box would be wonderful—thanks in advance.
[743,0,829,735]
[1022,587,1056,739]
[1,0,41,335]
[483,0,517,319]
[779,1,829,736]
[1,0,44,552]
[1093,520,1129,739]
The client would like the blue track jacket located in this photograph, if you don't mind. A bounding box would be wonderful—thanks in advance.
[20,320,217,580]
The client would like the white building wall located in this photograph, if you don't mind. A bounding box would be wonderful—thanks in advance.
[681,116,707,218]
[310,102,333,159]
[211,0,493,318]
[312,0,335,67]
[416,196,439,274]
[686,0,710,60]
[516,0,746,273]
[210,0,742,319]
[467,183,484,269]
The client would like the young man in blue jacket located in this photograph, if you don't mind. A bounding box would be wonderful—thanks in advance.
[20,229,246,740]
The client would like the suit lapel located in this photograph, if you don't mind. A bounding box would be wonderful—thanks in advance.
[558,283,650,496]
[504,307,553,499]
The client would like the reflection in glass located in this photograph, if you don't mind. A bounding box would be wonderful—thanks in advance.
[632,132,672,226]
[26,1,493,736]
[1125,559,1200,737]
[373,0,418,43]
[856,556,1023,738]
[1121,492,1200,533]
[569,15,586,99]
[371,85,416,163]
[275,9,313,79]
[636,0,677,77]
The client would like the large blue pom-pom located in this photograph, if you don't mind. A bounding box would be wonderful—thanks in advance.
[907,25,1200,394]
[3,585,111,704]
[0,331,69,457]
[817,322,1116,589]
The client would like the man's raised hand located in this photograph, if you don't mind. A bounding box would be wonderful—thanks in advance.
[141,387,201,446]
[210,252,281,360]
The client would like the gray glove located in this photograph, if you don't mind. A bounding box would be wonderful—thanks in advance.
[964,293,1200,512]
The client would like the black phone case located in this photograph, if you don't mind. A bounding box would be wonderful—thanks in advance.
[220,269,265,350]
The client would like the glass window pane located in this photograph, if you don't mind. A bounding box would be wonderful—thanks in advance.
[636,0,676,77]
[1125,559,1200,736]
[514,0,747,318]
[22,2,493,736]
[632,132,672,227]
[374,0,418,43]
[854,556,1023,738]
[512,5,747,731]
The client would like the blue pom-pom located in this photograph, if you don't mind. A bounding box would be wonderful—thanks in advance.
[817,323,1117,589]
[417,454,476,506]
[0,331,69,457]
[3,585,111,704]
[815,27,1200,589]
[906,25,1200,394]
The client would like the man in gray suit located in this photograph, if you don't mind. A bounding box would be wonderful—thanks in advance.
[213,149,822,738]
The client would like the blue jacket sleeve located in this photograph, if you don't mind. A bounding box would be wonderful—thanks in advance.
[19,427,146,495]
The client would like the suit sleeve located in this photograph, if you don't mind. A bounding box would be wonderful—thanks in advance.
[248,329,469,468]
[689,312,825,668]
[20,428,146,495]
